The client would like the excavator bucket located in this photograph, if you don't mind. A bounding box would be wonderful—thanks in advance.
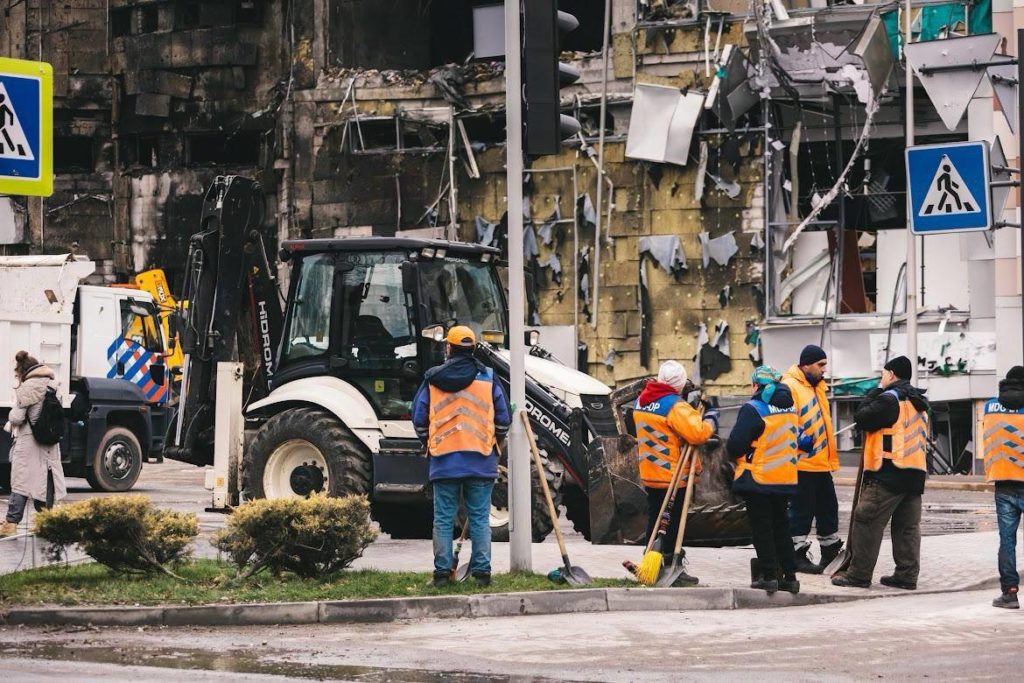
[586,434,648,545]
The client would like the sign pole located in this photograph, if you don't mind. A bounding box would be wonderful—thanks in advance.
[505,0,532,572]
[905,0,918,383]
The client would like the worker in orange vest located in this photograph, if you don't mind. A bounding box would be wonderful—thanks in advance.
[781,345,842,574]
[633,360,718,585]
[412,326,511,588]
[833,356,928,589]
[727,365,805,594]
[983,366,1024,609]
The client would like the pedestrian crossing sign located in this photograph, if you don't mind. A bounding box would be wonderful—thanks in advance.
[0,57,52,198]
[906,141,990,234]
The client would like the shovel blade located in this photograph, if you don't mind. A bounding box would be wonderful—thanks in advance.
[455,562,472,582]
[655,558,698,587]
[563,565,593,586]
[822,549,850,576]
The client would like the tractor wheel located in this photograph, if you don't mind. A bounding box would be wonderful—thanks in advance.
[86,427,143,492]
[373,502,434,539]
[489,442,564,543]
[561,485,592,541]
[244,408,371,500]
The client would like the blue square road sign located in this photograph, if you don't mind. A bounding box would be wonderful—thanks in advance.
[906,140,991,234]
[0,57,52,197]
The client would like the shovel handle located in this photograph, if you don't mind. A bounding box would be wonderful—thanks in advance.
[672,446,699,556]
[522,412,572,560]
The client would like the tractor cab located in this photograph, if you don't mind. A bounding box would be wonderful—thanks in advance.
[275,238,506,421]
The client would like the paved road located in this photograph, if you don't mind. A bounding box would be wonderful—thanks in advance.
[0,589,1016,681]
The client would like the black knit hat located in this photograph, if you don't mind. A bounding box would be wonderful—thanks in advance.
[884,356,913,381]
[799,345,827,366]
[1007,366,1024,382]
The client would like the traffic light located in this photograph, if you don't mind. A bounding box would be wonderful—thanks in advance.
[523,0,581,156]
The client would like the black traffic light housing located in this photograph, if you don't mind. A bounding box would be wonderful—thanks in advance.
[523,0,581,156]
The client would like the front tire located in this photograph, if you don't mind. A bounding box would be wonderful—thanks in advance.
[243,408,371,500]
[86,427,143,492]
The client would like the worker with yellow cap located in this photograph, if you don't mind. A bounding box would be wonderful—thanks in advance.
[412,326,511,588]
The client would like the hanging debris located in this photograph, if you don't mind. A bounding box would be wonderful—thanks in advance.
[639,235,688,278]
[719,285,731,308]
[699,231,739,268]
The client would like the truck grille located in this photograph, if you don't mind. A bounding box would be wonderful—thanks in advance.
[581,394,618,437]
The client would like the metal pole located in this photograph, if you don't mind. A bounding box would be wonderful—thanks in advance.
[505,0,531,572]
[1018,30,1024,360]
[590,0,612,329]
[905,0,918,384]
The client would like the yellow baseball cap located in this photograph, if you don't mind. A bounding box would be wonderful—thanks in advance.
[446,325,476,347]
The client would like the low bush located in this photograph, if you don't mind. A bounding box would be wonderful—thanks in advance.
[214,494,377,579]
[34,495,198,578]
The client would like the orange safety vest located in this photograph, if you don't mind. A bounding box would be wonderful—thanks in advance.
[427,368,496,457]
[982,399,1024,483]
[734,400,799,487]
[782,366,837,472]
[633,394,707,489]
[862,392,927,472]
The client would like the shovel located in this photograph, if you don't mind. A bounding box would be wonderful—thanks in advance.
[451,520,472,582]
[522,412,592,586]
[823,456,862,576]
[657,446,699,587]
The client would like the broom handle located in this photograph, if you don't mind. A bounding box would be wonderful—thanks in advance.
[643,444,687,553]
[522,412,572,562]
[671,446,700,557]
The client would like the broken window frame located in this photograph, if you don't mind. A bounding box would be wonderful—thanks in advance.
[344,115,449,155]
[186,131,263,167]
[53,136,96,175]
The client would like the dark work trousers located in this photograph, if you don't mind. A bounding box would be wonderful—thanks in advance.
[846,478,922,584]
[789,471,840,550]
[646,486,688,557]
[743,492,796,578]
[4,469,54,524]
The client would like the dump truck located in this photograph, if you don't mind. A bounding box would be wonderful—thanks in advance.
[0,255,170,492]
[166,175,750,546]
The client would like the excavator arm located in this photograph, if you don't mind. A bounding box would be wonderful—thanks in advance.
[164,176,284,466]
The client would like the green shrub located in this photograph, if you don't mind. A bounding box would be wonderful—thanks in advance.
[34,496,198,578]
[215,494,377,579]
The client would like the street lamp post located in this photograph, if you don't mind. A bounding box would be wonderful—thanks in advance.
[905,0,919,383]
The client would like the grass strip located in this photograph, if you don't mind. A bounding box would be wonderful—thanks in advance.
[0,560,634,607]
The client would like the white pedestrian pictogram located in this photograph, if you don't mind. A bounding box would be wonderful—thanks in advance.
[0,81,34,161]
[919,154,979,216]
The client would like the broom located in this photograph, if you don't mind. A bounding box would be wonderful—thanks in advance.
[635,446,694,585]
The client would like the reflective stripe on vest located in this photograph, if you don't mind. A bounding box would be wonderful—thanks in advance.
[735,406,799,487]
[863,398,927,472]
[798,397,829,460]
[428,372,496,456]
[634,396,701,488]
[982,405,1024,483]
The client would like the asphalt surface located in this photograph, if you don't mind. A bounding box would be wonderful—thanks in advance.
[0,589,1017,681]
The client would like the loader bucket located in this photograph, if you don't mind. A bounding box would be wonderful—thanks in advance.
[586,434,648,545]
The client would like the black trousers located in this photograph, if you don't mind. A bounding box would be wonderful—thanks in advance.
[743,492,796,577]
[646,486,687,555]
[789,471,840,549]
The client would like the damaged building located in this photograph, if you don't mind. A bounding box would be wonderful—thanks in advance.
[0,0,1020,474]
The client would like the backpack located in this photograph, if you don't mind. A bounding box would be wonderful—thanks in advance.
[29,387,66,446]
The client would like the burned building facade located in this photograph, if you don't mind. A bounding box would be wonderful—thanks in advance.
[2,0,1021,473]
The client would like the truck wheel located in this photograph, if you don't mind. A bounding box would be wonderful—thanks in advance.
[244,408,371,500]
[86,427,143,492]
[0,464,10,492]
[562,485,592,541]
[489,444,564,543]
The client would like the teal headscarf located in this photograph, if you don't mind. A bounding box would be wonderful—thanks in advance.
[751,365,782,403]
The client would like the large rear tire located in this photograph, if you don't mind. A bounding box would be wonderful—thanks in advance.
[243,408,371,500]
[562,485,591,540]
[489,443,564,543]
[373,502,434,539]
[86,427,143,492]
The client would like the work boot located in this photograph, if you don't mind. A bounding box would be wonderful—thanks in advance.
[472,571,492,588]
[993,587,1019,609]
[879,575,917,590]
[749,557,761,583]
[817,540,843,571]
[831,572,871,588]
[0,521,16,538]
[751,576,779,593]
[778,573,801,595]
[794,546,822,575]
[430,571,450,588]
[671,570,700,587]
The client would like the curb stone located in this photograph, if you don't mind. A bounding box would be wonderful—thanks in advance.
[0,587,870,628]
